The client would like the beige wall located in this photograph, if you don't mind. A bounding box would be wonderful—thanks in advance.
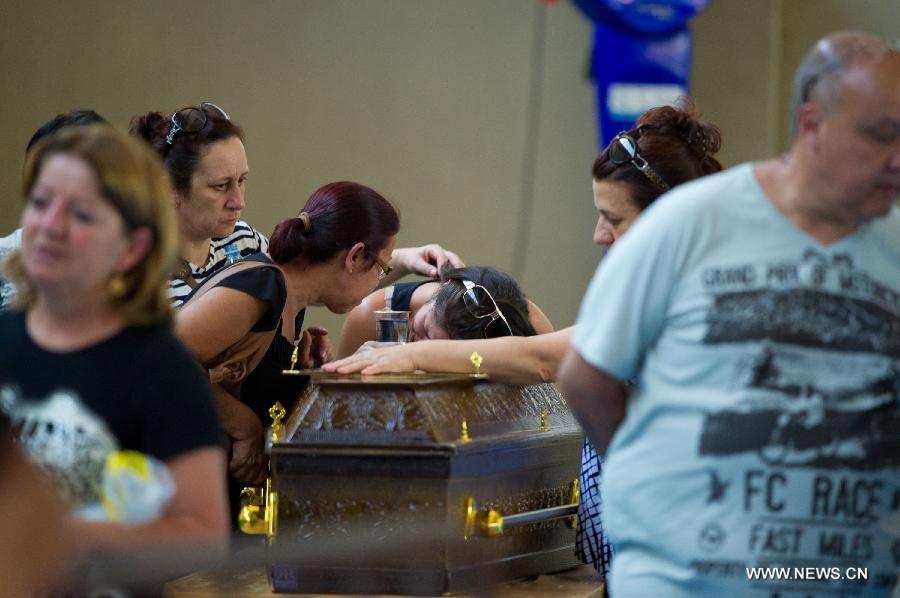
[1,0,897,341]
[692,0,781,164]
[693,0,900,161]
[776,0,900,147]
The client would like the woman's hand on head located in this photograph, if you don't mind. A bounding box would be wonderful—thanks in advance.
[390,244,464,281]
[322,342,417,375]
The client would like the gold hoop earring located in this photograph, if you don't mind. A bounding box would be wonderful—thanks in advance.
[109,274,127,300]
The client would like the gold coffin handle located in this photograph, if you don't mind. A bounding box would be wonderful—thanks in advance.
[464,479,579,539]
[238,477,277,538]
[239,402,284,536]
[239,402,285,536]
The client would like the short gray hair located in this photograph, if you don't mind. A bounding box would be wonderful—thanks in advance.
[790,31,897,136]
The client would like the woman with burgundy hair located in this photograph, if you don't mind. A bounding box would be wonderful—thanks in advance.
[176,181,400,489]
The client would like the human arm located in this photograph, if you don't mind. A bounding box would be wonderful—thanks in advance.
[557,348,627,454]
[175,286,269,364]
[324,327,575,385]
[76,331,231,559]
[384,244,464,284]
[526,299,554,334]
[176,286,271,482]
[68,446,229,561]
[337,289,387,358]
[0,442,71,596]
[210,383,266,484]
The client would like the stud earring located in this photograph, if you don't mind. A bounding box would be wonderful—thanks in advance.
[108,274,127,299]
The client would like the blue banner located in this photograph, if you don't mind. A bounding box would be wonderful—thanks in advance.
[572,0,712,148]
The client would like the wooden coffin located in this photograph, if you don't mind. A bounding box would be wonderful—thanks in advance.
[263,372,583,595]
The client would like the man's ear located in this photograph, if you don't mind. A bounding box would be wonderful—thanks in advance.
[796,102,823,137]
[795,101,830,155]
[344,242,367,271]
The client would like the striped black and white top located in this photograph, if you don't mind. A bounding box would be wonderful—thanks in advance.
[168,220,268,308]
[0,229,22,312]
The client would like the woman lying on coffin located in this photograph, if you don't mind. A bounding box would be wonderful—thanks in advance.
[176,181,400,487]
[337,265,554,358]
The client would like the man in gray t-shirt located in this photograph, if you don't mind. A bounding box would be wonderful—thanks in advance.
[560,32,900,597]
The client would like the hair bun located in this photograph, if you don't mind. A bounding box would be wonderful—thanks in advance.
[269,217,312,263]
[128,112,168,146]
[636,97,722,162]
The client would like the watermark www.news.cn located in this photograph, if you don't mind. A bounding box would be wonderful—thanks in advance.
[746,567,868,581]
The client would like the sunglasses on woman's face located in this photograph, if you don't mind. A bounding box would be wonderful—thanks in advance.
[165,102,230,146]
[608,133,670,191]
[460,279,513,338]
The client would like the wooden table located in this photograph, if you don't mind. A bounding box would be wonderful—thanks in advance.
[164,565,605,598]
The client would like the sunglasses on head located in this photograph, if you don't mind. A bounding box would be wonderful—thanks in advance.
[608,132,670,191]
[165,102,230,146]
[460,279,513,338]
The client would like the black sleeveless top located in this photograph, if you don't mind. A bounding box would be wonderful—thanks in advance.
[213,253,307,425]
[386,280,431,311]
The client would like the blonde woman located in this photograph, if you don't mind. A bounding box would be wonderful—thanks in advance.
[0,126,228,565]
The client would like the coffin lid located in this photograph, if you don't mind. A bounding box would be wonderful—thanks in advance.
[279,372,577,446]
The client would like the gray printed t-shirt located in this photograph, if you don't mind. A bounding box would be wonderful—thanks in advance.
[573,163,900,597]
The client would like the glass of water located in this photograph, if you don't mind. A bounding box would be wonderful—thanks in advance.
[374,309,409,343]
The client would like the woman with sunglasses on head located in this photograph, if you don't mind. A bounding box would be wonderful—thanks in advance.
[325,98,723,580]
[338,265,554,357]
[130,103,262,307]
[130,103,464,308]
[176,181,399,496]
[0,126,228,572]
